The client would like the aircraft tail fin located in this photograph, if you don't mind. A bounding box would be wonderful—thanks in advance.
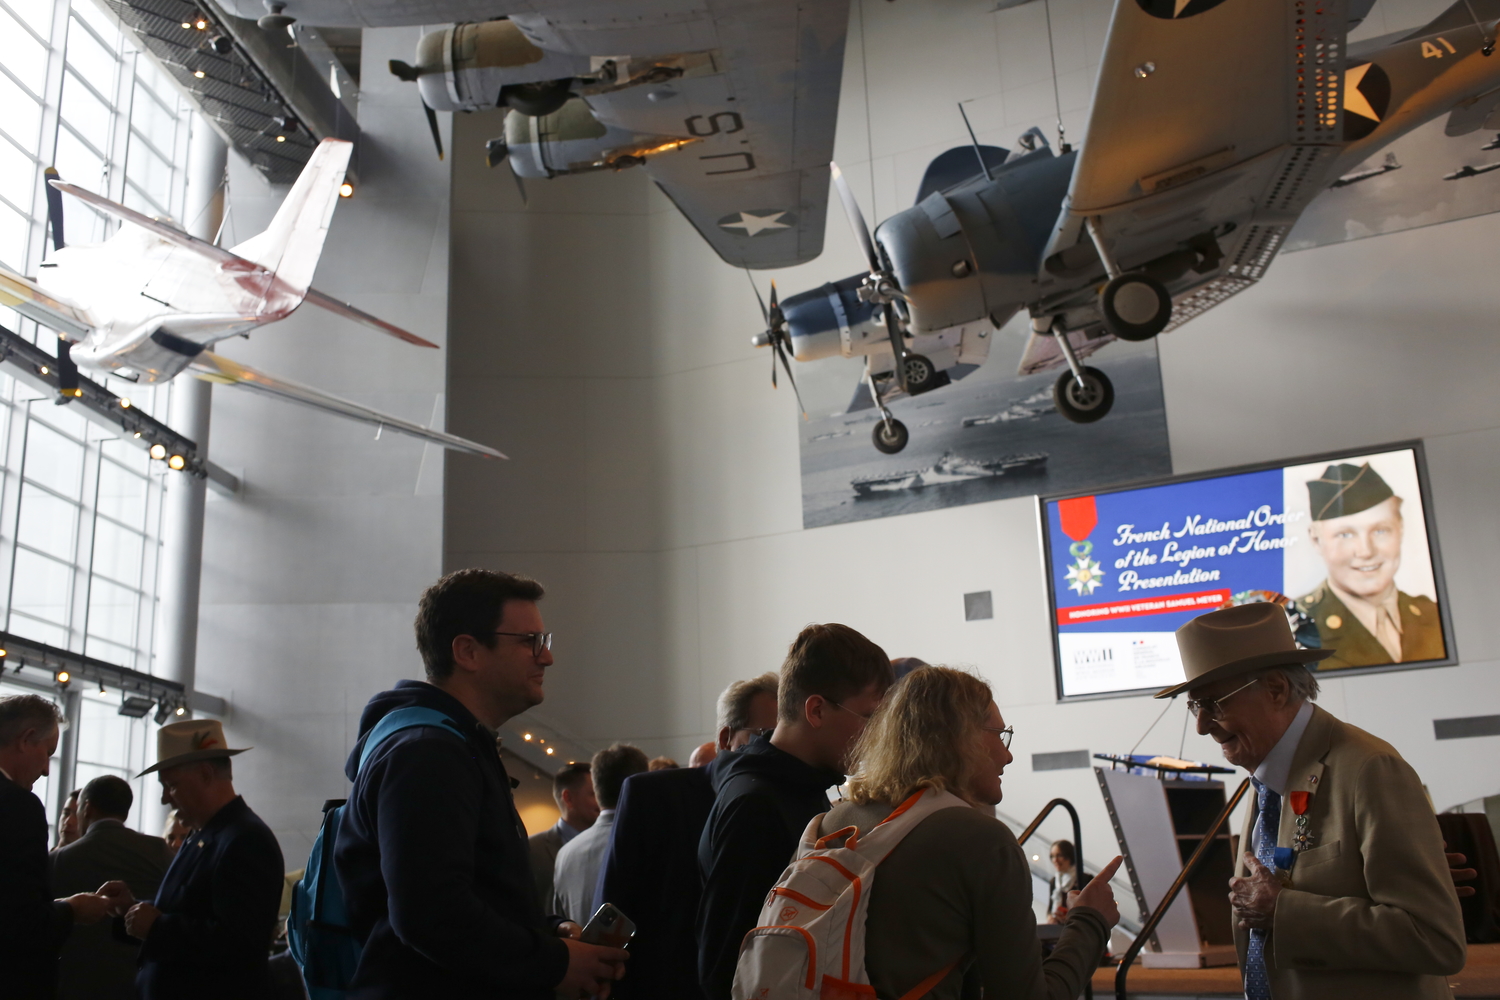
[229,138,352,295]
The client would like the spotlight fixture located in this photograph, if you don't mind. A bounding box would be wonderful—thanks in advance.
[149,443,167,460]
[338,182,354,198]
[276,134,286,142]
[120,398,131,408]
[98,680,107,694]
[209,34,232,54]
[181,19,192,27]
[55,669,71,685]
[174,704,186,716]
[39,364,49,375]
[133,431,142,439]
[153,701,171,724]
[545,746,555,755]
[195,17,208,29]
[0,647,7,658]
[522,732,532,741]
[119,695,154,718]
[194,69,206,79]
[167,454,186,471]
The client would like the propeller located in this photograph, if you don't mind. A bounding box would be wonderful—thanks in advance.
[829,162,909,393]
[41,167,81,403]
[389,60,444,160]
[748,273,806,419]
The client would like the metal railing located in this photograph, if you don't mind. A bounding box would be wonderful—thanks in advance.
[1114,777,1250,1000]
[1016,798,1091,1000]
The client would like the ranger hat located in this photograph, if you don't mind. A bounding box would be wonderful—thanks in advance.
[1307,462,1394,521]
[1154,602,1332,699]
[137,718,249,776]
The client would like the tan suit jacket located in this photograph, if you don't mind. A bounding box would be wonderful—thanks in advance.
[1234,705,1465,999]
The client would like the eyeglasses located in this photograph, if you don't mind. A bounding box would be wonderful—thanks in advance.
[1186,677,1258,721]
[829,701,875,722]
[493,631,553,657]
[982,725,1014,749]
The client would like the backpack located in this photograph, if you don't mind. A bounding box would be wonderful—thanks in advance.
[287,706,464,1000]
[731,786,969,1000]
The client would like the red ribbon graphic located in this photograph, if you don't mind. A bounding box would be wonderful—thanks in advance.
[1057,496,1098,542]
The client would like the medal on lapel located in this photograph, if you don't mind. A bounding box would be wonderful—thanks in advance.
[1289,790,1314,852]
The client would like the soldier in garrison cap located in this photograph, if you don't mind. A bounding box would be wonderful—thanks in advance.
[1298,462,1444,669]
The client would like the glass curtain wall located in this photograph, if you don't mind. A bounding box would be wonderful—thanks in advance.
[0,0,196,837]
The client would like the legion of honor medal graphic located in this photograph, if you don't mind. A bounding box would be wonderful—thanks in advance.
[1058,495,1106,596]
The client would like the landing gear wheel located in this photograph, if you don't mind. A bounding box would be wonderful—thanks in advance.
[901,354,937,393]
[1100,273,1171,342]
[502,80,572,117]
[1053,367,1115,424]
[872,418,909,454]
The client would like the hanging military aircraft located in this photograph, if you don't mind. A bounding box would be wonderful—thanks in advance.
[749,0,1500,454]
[0,139,505,458]
[218,0,851,270]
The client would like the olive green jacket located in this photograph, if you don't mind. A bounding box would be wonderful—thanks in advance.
[1235,705,1465,999]
[1299,583,1444,669]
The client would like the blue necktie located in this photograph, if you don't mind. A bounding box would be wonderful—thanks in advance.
[1244,778,1280,1000]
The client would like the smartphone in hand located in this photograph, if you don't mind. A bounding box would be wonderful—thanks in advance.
[580,903,636,949]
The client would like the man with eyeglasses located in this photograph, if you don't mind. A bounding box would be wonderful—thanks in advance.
[334,569,629,1000]
[1157,603,1463,1000]
[696,624,894,1000]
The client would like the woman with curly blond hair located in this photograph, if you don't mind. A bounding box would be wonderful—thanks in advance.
[816,665,1122,999]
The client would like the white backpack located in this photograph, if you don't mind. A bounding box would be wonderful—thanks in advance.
[731,787,969,1000]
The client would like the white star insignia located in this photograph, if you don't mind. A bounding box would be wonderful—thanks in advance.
[720,211,791,237]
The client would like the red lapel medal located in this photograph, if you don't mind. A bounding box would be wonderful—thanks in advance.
[1289,790,1313,851]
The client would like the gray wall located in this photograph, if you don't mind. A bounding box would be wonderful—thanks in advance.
[197,26,450,860]
[445,0,1500,858]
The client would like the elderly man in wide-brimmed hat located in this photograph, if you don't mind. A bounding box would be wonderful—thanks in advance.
[98,718,283,1000]
[1159,603,1464,1000]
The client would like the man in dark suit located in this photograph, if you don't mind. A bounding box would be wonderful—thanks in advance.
[0,694,113,999]
[100,718,285,1000]
[595,672,779,999]
[51,774,173,1000]
[529,761,598,910]
[1298,462,1445,668]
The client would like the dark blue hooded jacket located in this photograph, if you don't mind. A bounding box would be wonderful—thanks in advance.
[695,736,844,1000]
[333,680,568,999]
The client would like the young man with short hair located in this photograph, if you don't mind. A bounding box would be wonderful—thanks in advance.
[51,774,174,1000]
[696,624,894,1000]
[529,762,599,909]
[334,569,628,1000]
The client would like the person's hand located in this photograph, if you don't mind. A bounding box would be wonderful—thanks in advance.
[557,920,583,939]
[97,881,135,916]
[63,892,112,925]
[557,938,628,999]
[1230,854,1281,930]
[1070,856,1123,927]
[123,902,161,940]
[1446,846,1478,898]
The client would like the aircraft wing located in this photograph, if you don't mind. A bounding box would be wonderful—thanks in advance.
[569,0,851,269]
[189,351,507,459]
[1047,0,1352,290]
[0,261,94,340]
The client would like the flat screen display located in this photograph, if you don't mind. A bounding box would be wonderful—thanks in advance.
[1041,443,1455,700]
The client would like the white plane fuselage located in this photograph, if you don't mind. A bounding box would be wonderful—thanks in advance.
[37,226,303,383]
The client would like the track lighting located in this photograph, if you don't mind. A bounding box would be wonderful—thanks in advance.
[167,454,186,471]
[149,443,167,460]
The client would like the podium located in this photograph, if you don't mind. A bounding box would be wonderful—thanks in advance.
[1096,759,1239,968]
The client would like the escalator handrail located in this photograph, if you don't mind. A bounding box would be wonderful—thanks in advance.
[1114,776,1251,1000]
[1017,798,1091,1000]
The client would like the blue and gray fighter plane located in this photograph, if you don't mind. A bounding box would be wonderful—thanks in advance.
[757,0,1500,454]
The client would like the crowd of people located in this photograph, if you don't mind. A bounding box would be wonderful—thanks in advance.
[0,570,1475,1000]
